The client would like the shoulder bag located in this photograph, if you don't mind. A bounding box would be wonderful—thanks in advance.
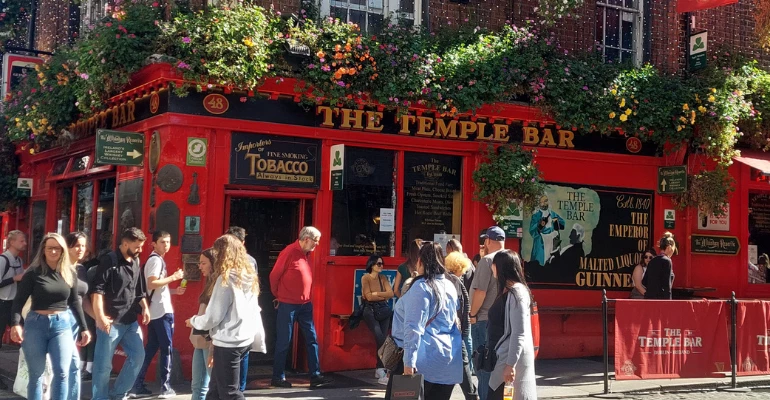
[473,293,511,372]
[367,276,393,322]
[378,308,439,371]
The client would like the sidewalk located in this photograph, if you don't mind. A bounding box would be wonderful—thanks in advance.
[1,346,770,399]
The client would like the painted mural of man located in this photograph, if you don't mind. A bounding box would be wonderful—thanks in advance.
[529,195,565,266]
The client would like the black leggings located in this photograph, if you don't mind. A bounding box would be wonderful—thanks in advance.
[459,341,477,399]
[206,345,249,400]
[362,306,391,369]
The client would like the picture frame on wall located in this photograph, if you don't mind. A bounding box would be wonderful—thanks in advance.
[185,216,201,234]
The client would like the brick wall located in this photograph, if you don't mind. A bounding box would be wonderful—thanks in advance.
[252,0,302,15]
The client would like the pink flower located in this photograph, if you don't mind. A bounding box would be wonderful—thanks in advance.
[182,37,191,44]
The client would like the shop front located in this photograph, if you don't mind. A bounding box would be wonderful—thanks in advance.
[14,64,698,377]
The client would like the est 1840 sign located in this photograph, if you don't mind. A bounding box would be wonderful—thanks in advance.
[95,129,145,166]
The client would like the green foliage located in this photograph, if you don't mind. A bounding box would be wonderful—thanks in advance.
[673,165,735,217]
[472,144,546,215]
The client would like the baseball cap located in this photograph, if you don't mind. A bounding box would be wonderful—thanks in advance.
[486,226,506,241]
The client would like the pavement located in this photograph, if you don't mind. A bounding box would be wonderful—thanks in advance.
[2,346,770,399]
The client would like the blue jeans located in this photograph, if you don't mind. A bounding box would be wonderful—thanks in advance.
[134,313,174,392]
[92,321,145,400]
[471,320,490,400]
[69,311,81,400]
[191,348,211,400]
[22,311,76,400]
[272,302,320,380]
[239,352,249,391]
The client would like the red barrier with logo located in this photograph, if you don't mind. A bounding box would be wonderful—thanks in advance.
[736,301,770,376]
[614,300,731,380]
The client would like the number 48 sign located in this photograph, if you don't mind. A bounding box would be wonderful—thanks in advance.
[202,94,229,115]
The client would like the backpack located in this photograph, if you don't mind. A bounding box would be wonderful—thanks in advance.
[87,251,120,291]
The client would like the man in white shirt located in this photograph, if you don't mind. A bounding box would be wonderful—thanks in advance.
[131,231,184,399]
[0,231,26,349]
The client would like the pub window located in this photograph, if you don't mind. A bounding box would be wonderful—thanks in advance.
[30,201,47,260]
[76,181,94,238]
[749,191,770,284]
[95,178,116,258]
[55,177,117,256]
[329,0,417,34]
[51,159,69,179]
[331,147,396,256]
[57,186,73,236]
[402,152,462,255]
[70,154,91,174]
[596,0,644,66]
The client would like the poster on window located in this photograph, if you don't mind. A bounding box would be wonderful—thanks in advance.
[522,183,653,290]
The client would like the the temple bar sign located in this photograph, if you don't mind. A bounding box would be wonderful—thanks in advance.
[316,106,576,148]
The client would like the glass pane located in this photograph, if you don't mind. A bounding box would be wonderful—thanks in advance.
[95,178,116,259]
[57,186,72,236]
[399,0,415,13]
[621,16,634,50]
[330,6,347,18]
[350,9,366,26]
[76,182,94,239]
[331,147,396,256]
[595,8,604,46]
[402,153,463,256]
[749,192,770,284]
[116,178,143,245]
[31,201,47,260]
[607,0,623,5]
[605,8,620,47]
[368,13,384,34]
[70,155,91,173]
[605,47,620,63]
[52,160,68,177]
[624,0,636,8]
[621,50,634,64]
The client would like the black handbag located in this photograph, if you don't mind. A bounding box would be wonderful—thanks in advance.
[472,344,497,372]
[367,276,393,322]
[378,335,404,371]
[389,374,424,399]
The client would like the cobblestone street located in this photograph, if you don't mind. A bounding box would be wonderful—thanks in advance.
[561,388,770,399]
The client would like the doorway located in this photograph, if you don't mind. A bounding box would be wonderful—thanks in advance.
[226,196,314,364]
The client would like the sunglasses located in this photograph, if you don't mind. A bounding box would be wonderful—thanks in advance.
[644,255,653,260]
[376,261,384,266]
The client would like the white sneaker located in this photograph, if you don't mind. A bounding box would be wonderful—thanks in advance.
[378,376,390,385]
[375,368,387,379]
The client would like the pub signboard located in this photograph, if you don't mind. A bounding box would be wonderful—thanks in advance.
[229,132,321,188]
[692,234,740,255]
[522,183,654,290]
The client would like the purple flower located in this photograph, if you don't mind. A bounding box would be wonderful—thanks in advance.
[79,73,89,80]
[337,81,345,87]
[582,86,589,91]
[321,65,331,72]
[182,36,191,44]
[177,61,191,69]
[307,64,316,69]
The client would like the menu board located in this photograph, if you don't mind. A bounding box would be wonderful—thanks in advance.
[402,153,462,247]
[749,192,770,260]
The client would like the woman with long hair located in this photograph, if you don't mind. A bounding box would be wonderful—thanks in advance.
[362,255,394,384]
[11,233,91,400]
[190,248,218,400]
[394,239,422,298]
[643,232,677,300]
[488,250,536,400]
[387,242,462,400]
[186,235,265,400]
[630,248,656,299]
[65,232,92,399]
[445,252,477,400]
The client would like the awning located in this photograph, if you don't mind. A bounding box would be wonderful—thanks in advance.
[735,150,770,176]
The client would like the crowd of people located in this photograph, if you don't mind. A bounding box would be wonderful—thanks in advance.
[0,224,547,400]
[630,232,678,300]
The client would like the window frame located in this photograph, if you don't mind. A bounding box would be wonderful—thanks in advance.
[596,0,644,67]
[322,0,422,32]
[53,173,117,257]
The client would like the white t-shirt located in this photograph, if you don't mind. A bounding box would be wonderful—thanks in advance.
[145,252,174,319]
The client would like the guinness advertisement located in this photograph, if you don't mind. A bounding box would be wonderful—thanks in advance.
[170,91,657,156]
[229,132,321,188]
[522,183,654,290]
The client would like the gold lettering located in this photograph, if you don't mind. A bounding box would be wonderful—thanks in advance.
[459,121,476,139]
[340,109,365,129]
[477,122,494,141]
[316,106,335,128]
[523,126,539,145]
[364,111,384,132]
[399,115,415,135]
[435,119,458,139]
[416,116,435,136]
[126,101,136,124]
[245,153,260,176]
[493,124,510,142]
[111,107,119,127]
[558,130,575,148]
[540,128,557,146]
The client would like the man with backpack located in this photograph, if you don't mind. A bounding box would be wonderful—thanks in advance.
[131,231,185,398]
[0,230,26,390]
[90,228,151,400]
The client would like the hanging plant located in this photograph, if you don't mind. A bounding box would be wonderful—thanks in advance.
[757,0,770,48]
[672,165,735,217]
[472,144,546,217]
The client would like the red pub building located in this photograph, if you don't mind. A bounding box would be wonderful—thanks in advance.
[2,0,770,381]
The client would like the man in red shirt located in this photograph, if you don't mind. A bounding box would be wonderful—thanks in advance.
[269,226,332,388]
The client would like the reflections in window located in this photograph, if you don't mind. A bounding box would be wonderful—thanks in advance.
[331,147,396,257]
[70,155,91,173]
[95,178,116,258]
[76,182,94,238]
[402,153,462,255]
[596,0,642,66]
[31,201,47,260]
[57,186,73,236]
[749,192,770,284]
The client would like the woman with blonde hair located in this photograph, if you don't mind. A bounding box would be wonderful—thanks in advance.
[186,235,265,400]
[190,248,218,400]
[11,233,91,400]
[643,232,677,300]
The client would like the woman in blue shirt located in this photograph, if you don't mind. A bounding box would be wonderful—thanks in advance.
[386,242,462,400]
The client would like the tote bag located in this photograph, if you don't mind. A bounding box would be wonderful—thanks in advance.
[390,374,424,400]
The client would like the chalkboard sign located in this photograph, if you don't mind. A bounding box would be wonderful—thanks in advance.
[402,153,462,247]
[749,192,770,265]
[229,132,320,188]
[691,234,740,255]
